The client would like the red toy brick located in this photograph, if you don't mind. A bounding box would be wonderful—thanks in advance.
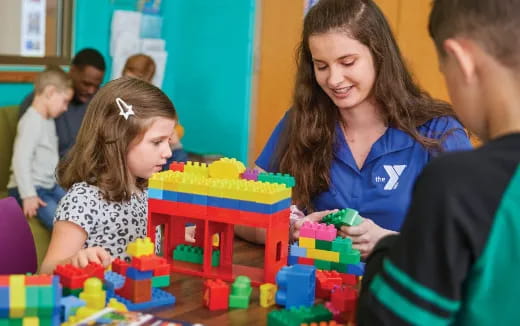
[203,279,229,310]
[330,284,358,313]
[84,262,105,281]
[169,162,185,172]
[132,255,165,271]
[25,275,53,286]
[298,257,315,266]
[316,270,343,300]
[339,273,357,286]
[54,264,89,289]
[153,263,170,276]
[112,258,130,275]
[0,276,9,286]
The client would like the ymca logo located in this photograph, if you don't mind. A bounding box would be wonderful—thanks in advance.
[374,165,407,190]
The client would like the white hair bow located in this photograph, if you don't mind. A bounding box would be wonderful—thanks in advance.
[115,97,135,120]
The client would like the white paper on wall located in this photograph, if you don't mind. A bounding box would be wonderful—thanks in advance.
[143,50,168,88]
[110,10,142,56]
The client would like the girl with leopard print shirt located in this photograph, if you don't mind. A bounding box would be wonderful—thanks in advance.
[39,77,178,274]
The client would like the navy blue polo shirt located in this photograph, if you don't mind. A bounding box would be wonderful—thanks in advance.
[256,113,472,231]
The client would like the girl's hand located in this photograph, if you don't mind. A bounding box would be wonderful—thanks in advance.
[339,218,397,258]
[70,246,112,268]
[22,196,47,218]
[291,209,338,240]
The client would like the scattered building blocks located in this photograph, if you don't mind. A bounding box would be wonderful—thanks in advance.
[259,283,277,308]
[267,304,333,326]
[229,276,252,309]
[203,279,229,311]
[276,264,316,308]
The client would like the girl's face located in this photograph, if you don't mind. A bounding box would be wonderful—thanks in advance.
[127,117,176,180]
[309,30,377,110]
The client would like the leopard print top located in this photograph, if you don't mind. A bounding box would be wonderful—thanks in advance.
[54,182,147,261]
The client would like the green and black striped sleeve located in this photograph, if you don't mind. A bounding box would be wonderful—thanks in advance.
[357,134,520,325]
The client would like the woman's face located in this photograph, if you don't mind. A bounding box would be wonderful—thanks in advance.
[309,30,377,110]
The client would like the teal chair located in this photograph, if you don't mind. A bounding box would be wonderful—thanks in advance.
[0,105,51,268]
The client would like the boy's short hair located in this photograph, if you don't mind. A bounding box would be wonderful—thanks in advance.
[429,0,520,68]
[34,65,73,95]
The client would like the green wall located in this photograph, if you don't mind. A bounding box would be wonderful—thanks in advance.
[0,0,256,162]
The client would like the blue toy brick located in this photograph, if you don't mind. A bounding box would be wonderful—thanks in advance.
[346,262,366,276]
[60,295,85,322]
[191,194,207,206]
[147,188,163,199]
[289,244,307,258]
[52,276,62,316]
[287,255,298,266]
[275,264,316,308]
[177,191,194,204]
[163,190,178,201]
[126,267,153,281]
[0,286,8,318]
[107,288,175,311]
[105,271,125,290]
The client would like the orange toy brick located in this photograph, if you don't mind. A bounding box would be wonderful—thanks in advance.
[116,278,152,303]
[203,279,229,310]
[25,275,53,286]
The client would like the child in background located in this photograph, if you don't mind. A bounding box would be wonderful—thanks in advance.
[122,54,188,164]
[357,0,520,324]
[7,66,73,229]
[40,77,177,274]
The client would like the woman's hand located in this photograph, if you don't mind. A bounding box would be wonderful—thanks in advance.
[291,209,338,241]
[339,218,397,258]
[70,246,112,268]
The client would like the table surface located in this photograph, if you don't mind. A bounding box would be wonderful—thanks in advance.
[152,238,277,326]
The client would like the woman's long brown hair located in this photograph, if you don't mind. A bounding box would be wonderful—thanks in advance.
[57,77,177,202]
[275,0,455,211]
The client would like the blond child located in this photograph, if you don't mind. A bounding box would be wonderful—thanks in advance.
[8,66,73,229]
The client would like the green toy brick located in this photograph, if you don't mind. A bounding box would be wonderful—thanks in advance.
[229,276,252,309]
[152,275,171,288]
[322,208,363,229]
[38,285,54,317]
[267,304,333,326]
[173,244,220,266]
[7,319,22,326]
[331,236,352,253]
[330,262,348,273]
[25,286,39,315]
[258,172,296,188]
[39,318,54,326]
[0,319,8,326]
[314,259,332,271]
[315,239,332,251]
[62,288,82,297]
[340,249,361,264]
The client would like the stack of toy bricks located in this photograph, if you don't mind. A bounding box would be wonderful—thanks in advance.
[105,237,175,310]
[54,262,104,297]
[0,274,62,326]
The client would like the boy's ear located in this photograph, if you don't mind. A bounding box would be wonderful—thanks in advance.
[443,38,476,83]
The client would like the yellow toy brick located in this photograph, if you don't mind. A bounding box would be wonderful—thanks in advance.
[208,157,246,179]
[127,237,154,257]
[259,283,277,308]
[9,275,26,318]
[107,298,128,312]
[306,248,340,263]
[184,161,209,177]
[80,278,106,310]
[22,317,39,326]
[299,237,316,249]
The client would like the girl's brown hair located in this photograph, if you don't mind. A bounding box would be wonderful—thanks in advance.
[276,0,455,211]
[57,77,177,202]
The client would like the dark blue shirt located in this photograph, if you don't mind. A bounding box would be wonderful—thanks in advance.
[256,114,472,231]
